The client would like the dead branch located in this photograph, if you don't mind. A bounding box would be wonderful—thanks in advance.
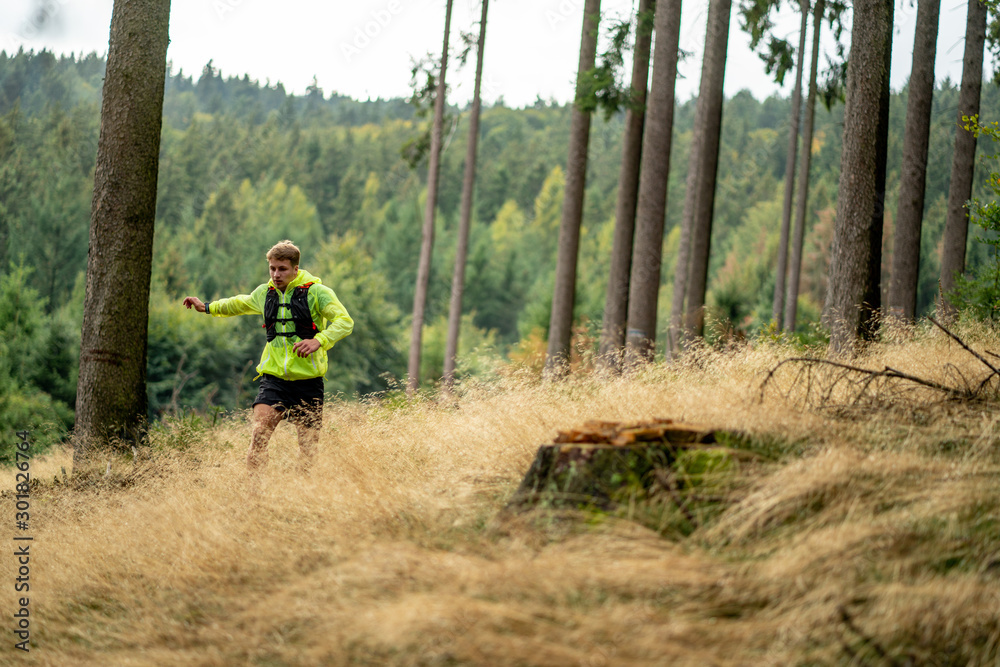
[929,316,1000,379]
[760,319,1000,415]
[760,357,971,406]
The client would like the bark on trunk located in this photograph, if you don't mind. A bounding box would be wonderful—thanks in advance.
[825,0,893,355]
[544,0,602,376]
[625,0,684,362]
[74,0,171,469]
[860,2,894,341]
[939,0,988,319]
[679,0,733,343]
[408,0,453,394]
[772,0,810,328]
[443,0,489,389]
[598,0,653,371]
[887,0,941,322]
[783,0,825,331]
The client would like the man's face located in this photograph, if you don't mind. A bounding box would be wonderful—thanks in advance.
[269,259,297,291]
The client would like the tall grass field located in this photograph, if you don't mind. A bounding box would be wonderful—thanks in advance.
[5,322,1000,665]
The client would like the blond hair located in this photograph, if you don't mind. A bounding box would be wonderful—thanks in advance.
[266,240,300,266]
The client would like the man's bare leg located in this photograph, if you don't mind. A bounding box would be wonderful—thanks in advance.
[248,403,283,474]
[294,421,319,474]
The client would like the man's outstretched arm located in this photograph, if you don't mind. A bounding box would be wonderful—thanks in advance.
[182,286,265,317]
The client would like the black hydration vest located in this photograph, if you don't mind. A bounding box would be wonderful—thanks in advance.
[262,283,317,342]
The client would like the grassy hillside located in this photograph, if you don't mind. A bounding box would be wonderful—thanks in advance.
[8,323,1000,665]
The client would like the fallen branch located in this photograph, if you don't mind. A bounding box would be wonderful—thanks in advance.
[759,357,970,404]
[760,320,1000,410]
[929,316,1000,379]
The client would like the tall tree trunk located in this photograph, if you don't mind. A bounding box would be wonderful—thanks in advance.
[825,0,893,355]
[544,0,602,376]
[939,0,988,318]
[860,0,894,341]
[443,0,489,390]
[408,0,453,394]
[624,0,684,362]
[598,0,654,370]
[772,0,810,328]
[599,0,654,371]
[74,0,171,469]
[784,0,825,331]
[679,0,733,343]
[888,0,941,322]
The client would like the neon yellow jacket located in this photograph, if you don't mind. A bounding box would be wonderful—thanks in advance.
[208,269,354,381]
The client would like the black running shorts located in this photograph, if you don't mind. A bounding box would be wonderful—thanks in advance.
[252,374,324,428]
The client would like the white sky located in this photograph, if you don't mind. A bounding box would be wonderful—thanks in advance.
[0,0,987,108]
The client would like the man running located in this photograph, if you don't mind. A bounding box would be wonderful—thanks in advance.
[183,240,354,473]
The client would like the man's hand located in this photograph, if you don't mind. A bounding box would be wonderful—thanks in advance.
[293,338,322,357]
[182,296,206,313]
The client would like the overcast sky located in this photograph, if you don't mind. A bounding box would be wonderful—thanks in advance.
[0,0,986,108]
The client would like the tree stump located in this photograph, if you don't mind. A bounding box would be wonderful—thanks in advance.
[506,418,729,515]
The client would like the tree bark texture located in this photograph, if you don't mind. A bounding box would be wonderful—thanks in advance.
[772,0,810,328]
[825,0,892,355]
[443,0,489,389]
[887,0,941,322]
[860,1,894,341]
[545,0,601,376]
[939,0,988,318]
[408,0,453,393]
[74,0,171,468]
[625,0,684,362]
[783,0,825,331]
[598,0,653,370]
[680,0,733,343]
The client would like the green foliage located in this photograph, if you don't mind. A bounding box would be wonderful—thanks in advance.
[949,115,1000,321]
[147,409,219,452]
[0,265,74,460]
[738,0,795,85]
[415,312,500,387]
[145,290,259,419]
[987,0,1000,86]
[759,37,795,86]
[738,0,848,89]
[577,15,637,119]
[0,384,66,463]
[310,233,407,396]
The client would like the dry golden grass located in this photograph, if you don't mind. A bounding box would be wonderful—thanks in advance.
[6,324,1000,665]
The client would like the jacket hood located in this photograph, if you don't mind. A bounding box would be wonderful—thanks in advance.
[269,268,323,290]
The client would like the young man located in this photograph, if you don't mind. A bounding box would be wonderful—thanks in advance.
[182,240,353,473]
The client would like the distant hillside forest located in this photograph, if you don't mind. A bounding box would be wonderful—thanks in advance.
[2,48,998,441]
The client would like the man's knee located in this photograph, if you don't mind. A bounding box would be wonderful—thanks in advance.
[252,403,283,430]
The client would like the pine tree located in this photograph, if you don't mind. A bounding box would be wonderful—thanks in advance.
[783,0,827,331]
[408,0,454,394]
[675,0,733,345]
[887,0,941,321]
[939,0,989,318]
[625,0,685,361]
[825,0,893,354]
[74,0,171,468]
[771,0,810,328]
[599,0,654,369]
[444,0,489,389]
[544,0,602,375]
